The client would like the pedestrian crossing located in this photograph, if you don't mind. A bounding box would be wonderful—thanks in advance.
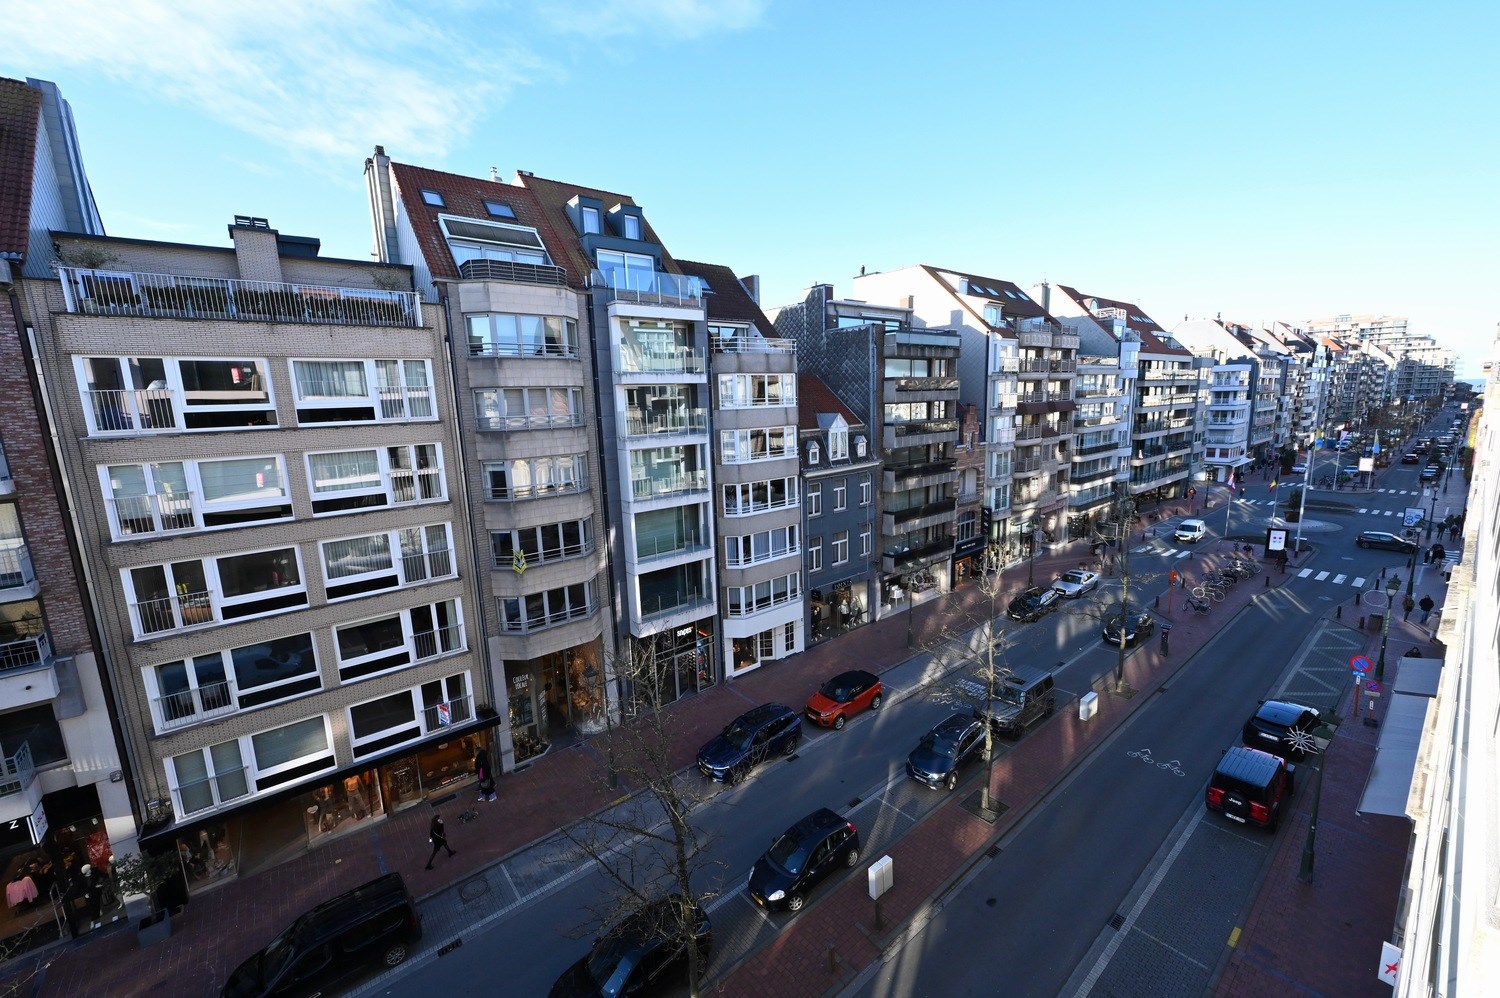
[1287,556,1459,589]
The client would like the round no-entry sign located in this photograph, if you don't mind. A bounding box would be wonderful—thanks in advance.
[1351,655,1373,674]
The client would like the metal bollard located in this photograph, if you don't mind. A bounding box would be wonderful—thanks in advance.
[1264,576,1270,589]
[828,943,837,974]
[1359,616,1365,629]
[1336,605,1342,619]
[1154,594,1160,608]
[1355,590,1362,605]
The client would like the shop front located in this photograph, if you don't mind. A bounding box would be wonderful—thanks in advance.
[808,578,869,641]
[503,639,607,765]
[625,621,715,715]
[1,784,121,947]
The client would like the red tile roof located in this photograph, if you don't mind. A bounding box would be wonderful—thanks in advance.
[0,78,41,260]
[674,259,779,338]
[1057,284,1189,356]
[517,172,685,285]
[797,374,862,432]
[386,161,575,285]
[921,264,1052,330]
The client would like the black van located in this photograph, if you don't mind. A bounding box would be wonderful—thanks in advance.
[1205,746,1295,830]
[961,665,1057,738]
[222,873,422,997]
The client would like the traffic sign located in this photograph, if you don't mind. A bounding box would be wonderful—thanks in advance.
[1365,681,1382,693]
[1350,655,1373,674]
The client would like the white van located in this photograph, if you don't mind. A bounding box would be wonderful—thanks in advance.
[1175,519,1208,543]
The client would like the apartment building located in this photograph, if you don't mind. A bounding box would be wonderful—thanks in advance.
[772,287,961,620]
[24,221,491,889]
[796,376,879,641]
[365,154,609,766]
[951,402,988,576]
[844,266,1077,562]
[1,76,135,929]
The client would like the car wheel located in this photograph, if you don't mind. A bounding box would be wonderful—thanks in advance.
[845,847,860,868]
[786,894,805,913]
[1357,539,1368,548]
[870,693,882,711]
[833,714,846,731]
[783,735,799,757]
[945,772,957,792]
[383,942,409,967]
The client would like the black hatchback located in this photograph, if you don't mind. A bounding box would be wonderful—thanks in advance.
[906,713,986,791]
[697,703,801,784]
[1242,700,1321,761]
[748,808,860,913]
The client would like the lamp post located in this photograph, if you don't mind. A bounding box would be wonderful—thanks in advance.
[1424,486,1439,540]
[1376,575,1400,682]
[1025,525,1037,589]
[1297,737,1325,882]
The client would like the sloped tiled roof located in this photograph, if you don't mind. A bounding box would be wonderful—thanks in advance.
[923,264,1052,330]
[387,161,574,285]
[797,374,861,432]
[675,259,778,338]
[0,78,41,259]
[1057,285,1189,356]
[518,172,685,285]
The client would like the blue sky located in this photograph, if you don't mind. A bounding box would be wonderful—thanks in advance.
[8,0,1496,377]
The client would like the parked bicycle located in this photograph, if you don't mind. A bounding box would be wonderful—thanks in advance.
[1231,559,1262,576]
[1191,585,1225,602]
[1184,596,1212,615]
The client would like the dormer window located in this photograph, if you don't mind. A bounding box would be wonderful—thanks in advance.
[620,215,641,239]
[983,304,1003,326]
[855,436,867,458]
[581,206,601,234]
[808,442,820,465]
[420,190,445,207]
[829,426,849,461]
[440,215,550,268]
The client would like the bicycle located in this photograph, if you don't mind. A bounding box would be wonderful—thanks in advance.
[1184,596,1212,615]
[1191,585,1225,602]
[1231,559,1262,576]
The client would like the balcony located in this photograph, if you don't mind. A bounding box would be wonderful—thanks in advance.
[458,258,568,287]
[0,634,58,710]
[0,439,11,495]
[637,589,714,626]
[618,346,707,379]
[0,744,42,824]
[476,410,586,432]
[881,536,954,575]
[883,497,957,535]
[884,377,960,403]
[710,334,796,355]
[1075,385,1125,399]
[591,268,705,309]
[628,470,710,504]
[0,545,39,603]
[623,408,708,439]
[154,680,237,733]
[882,418,958,449]
[58,267,420,327]
[1075,438,1124,457]
[1070,482,1118,508]
[884,459,955,492]
[634,532,711,566]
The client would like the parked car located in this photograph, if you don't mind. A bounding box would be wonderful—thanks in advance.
[1420,465,1440,481]
[907,712,987,790]
[748,808,860,913]
[221,874,421,998]
[1006,586,1062,622]
[960,665,1057,738]
[1290,462,1307,474]
[1051,569,1100,598]
[1174,519,1207,543]
[1401,453,1421,464]
[1205,746,1295,830]
[804,669,883,730]
[1102,609,1157,647]
[549,894,711,998]
[696,703,801,783]
[1242,700,1321,762]
[1355,530,1418,553]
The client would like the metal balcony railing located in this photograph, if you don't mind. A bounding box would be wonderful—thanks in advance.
[618,346,707,376]
[155,681,237,731]
[413,623,465,662]
[403,547,454,581]
[623,408,708,438]
[458,258,568,287]
[107,492,200,536]
[629,471,709,500]
[423,694,474,730]
[476,410,585,432]
[59,267,420,327]
[0,632,52,673]
[0,744,36,799]
[133,590,217,635]
[710,334,796,355]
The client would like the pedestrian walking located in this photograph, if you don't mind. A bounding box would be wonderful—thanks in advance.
[1402,594,1415,621]
[474,746,496,802]
[1432,543,1447,565]
[1419,595,1435,624]
[426,812,456,870]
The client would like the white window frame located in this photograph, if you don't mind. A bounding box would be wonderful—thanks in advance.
[491,517,592,568]
[833,479,847,511]
[290,359,436,425]
[833,531,850,566]
[723,525,800,568]
[334,598,465,683]
[99,454,292,540]
[122,545,309,639]
[717,373,796,409]
[473,387,584,431]
[305,444,446,516]
[76,355,277,436]
[142,653,238,734]
[166,739,251,816]
[829,427,849,460]
[619,214,641,239]
[721,477,799,517]
[859,527,872,557]
[482,454,586,501]
[498,581,596,633]
[466,313,579,358]
[580,206,601,234]
[724,572,801,617]
[320,523,455,602]
[346,672,472,760]
[807,483,822,517]
[808,540,822,574]
[860,476,872,506]
[719,426,796,464]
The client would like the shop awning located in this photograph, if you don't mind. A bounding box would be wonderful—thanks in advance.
[1357,661,1437,818]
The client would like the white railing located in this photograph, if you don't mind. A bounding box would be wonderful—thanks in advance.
[106,492,199,537]
[710,334,796,354]
[476,411,585,432]
[0,545,37,596]
[403,547,454,582]
[724,542,800,568]
[379,385,435,421]
[389,467,445,504]
[0,633,51,673]
[84,388,179,433]
[133,590,216,635]
[413,623,465,662]
[623,408,708,437]
[725,588,801,618]
[155,681,237,732]
[0,743,35,798]
[59,267,420,328]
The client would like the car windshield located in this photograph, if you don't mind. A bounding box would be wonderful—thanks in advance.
[585,931,639,988]
[721,719,755,750]
[767,832,811,875]
[819,680,854,701]
[256,924,300,988]
[1062,572,1085,584]
[919,732,959,757]
[996,684,1026,706]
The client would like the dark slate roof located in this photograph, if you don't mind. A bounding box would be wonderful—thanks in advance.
[518,172,685,285]
[923,264,1053,327]
[386,161,574,285]
[0,78,41,259]
[797,374,861,432]
[675,259,778,338]
[1058,284,1189,356]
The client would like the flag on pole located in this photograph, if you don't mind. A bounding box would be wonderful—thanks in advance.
[1269,478,1279,491]
[1227,469,1237,491]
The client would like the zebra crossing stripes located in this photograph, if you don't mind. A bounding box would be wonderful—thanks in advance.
[1352,577,1365,587]
[1296,568,1313,578]
[1174,550,1192,560]
[1314,571,1330,581]
[1332,574,1346,584]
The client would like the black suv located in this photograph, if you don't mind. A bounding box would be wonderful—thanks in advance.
[960,666,1057,738]
[748,808,860,913]
[549,894,711,997]
[697,703,801,784]
[1205,746,1295,830]
[1006,586,1061,622]
[222,873,421,998]
[1242,700,1321,761]
[907,712,986,790]
[1102,609,1156,647]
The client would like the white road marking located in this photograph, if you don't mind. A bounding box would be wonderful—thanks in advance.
[1175,550,1192,560]
[1352,577,1366,587]
[1358,508,1369,513]
[1297,568,1313,578]
[1315,571,1330,581]
[1332,575,1346,584]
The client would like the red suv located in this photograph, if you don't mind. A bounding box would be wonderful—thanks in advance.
[805,670,883,730]
[1205,746,1295,830]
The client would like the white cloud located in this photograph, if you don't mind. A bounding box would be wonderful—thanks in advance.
[10,0,553,163]
[539,0,767,39]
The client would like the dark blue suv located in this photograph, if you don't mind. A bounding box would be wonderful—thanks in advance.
[697,703,801,784]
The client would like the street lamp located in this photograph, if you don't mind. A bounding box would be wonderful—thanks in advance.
[1424,486,1439,541]
[1026,528,1037,589]
[1376,575,1400,682]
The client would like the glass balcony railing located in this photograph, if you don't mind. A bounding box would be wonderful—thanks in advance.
[590,268,704,307]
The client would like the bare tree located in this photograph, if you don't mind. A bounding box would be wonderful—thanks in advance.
[561,636,717,996]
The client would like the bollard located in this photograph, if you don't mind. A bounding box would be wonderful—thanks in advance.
[1264,576,1271,589]
[828,943,837,974]
[1359,616,1365,629]
[1336,605,1342,619]
[1355,590,1362,605]
[1380,568,1386,580]
[1154,594,1160,608]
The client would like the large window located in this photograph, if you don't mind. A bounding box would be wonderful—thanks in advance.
[719,426,796,464]
[249,716,335,792]
[169,740,250,816]
[306,444,444,515]
[482,455,585,501]
[347,672,471,759]
[100,455,291,538]
[721,477,798,517]
[333,599,464,682]
[491,518,591,569]
[466,314,579,358]
[229,632,320,709]
[596,249,655,291]
[124,546,307,638]
[78,356,276,434]
[144,631,320,731]
[717,373,796,409]
[724,525,799,567]
[320,524,454,601]
[725,572,801,617]
[290,359,434,424]
[473,387,583,431]
[498,582,594,633]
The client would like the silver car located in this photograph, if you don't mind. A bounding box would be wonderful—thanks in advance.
[1051,569,1100,598]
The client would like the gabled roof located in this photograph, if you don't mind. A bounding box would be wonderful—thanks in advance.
[386,161,573,285]
[797,374,861,432]
[1054,284,1189,356]
[0,78,41,260]
[675,259,779,339]
[923,265,1054,330]
[517,172,685,285]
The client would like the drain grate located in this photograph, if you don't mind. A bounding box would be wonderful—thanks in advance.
[985,844,1001,859]
[1108,912,1126,931]
[437,938,464,956]
[848,796,863,808]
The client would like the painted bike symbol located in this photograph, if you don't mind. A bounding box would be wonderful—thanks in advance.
[1127,748,1154,763]
[1126,749,1184,776]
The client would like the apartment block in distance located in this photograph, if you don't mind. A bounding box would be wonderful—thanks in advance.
[24,219,492,890]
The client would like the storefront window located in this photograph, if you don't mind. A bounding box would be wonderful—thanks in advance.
[301,770,384,845]
[176,821,239,892]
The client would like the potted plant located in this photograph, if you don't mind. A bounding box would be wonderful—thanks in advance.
[110,850,182,946]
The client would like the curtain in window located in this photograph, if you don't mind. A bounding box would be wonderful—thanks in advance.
[200,458,281,502]
[310,451,380,493]
[294,360,366,399]
[172,750,214,813]
[252,717,329,772]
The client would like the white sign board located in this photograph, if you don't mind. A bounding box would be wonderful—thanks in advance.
[1266,528,1288,552]
[1403,507,1425,527]
[1359,457,1375,472]
[1378,940,1401,986]
[27,801,47,844]
[868,855,894,900]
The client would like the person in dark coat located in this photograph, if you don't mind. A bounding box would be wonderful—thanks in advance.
[474,746,496,802]
[426,813,456,870]
[1419,595,1436,624]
